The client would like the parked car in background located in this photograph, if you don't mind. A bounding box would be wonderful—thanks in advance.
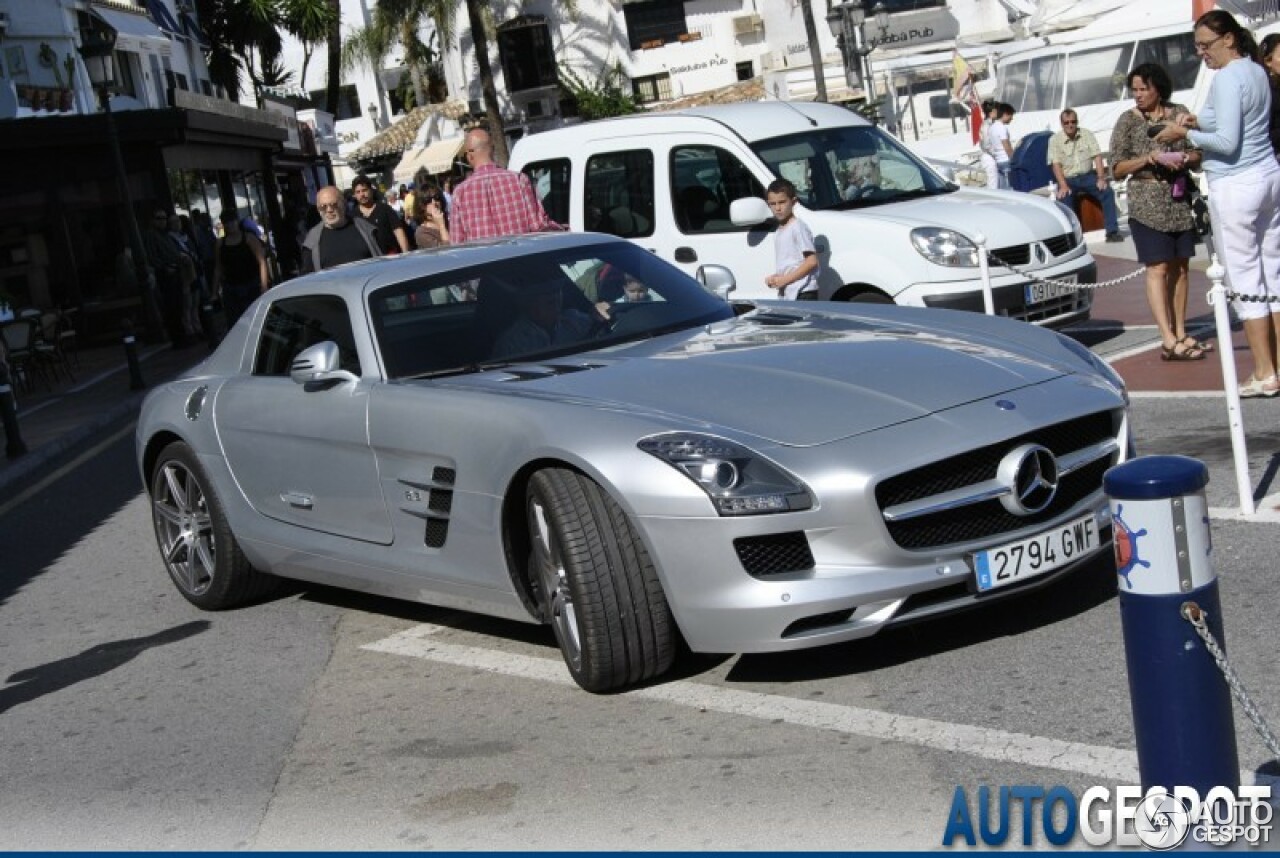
[137,233,1127,692]
[510,102,1096,326]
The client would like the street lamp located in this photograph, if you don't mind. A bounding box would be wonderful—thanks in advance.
[79,18,162,341]
[826,0,892,111]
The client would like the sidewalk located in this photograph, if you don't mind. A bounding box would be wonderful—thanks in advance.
[0,338,210,497]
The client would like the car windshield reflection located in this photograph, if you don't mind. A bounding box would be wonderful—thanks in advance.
[368,243,735,379]
[751,126,955,212]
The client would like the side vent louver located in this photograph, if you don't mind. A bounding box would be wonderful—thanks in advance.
[398,465,457,549]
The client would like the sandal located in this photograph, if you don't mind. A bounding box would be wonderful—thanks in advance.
[1160,341,1205,361]
[1180,335,1215,353]
[1238,374,1280,398]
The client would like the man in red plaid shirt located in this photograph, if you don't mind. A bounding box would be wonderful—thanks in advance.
[451,128,563,243]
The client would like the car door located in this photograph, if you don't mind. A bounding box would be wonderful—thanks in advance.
[664,138,777,299]
[214,293,394,545]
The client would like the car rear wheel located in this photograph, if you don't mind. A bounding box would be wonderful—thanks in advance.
[526,468,675,692]
[150,441,276,609]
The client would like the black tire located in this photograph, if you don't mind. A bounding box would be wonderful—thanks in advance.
[848,289,893,305]
[149,441,277,609]
[526,468,675,692]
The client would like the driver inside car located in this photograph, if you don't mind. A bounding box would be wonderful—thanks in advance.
[491,279,610,359]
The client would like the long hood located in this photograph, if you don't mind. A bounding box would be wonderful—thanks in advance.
[846,190,1070,247]
[448,312,1071,446]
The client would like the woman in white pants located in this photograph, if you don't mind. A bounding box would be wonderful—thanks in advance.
[1159,10,1280,397]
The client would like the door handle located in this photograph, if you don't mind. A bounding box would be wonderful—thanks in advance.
[281,491,314,509]
[674,247,697,263]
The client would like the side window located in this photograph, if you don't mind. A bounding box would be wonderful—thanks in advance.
[670,145,765,234]
[1134,34,1200,92]
[253,295,360,377]
[521,158,571,226]
[1064,44,1133,107]
[583,150,655,238]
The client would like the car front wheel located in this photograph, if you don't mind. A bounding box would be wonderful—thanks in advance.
[150,441,276,609]
[526,467,675,692]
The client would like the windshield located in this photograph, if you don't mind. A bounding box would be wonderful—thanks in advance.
[369,242,735,378]
[751,125,953,211]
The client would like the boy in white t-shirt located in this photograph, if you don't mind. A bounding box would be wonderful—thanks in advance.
[764,179,819,300]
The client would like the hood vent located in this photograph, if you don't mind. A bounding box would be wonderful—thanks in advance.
[499,362,607,382]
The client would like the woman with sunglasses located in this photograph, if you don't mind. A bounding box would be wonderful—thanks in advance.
[412,184,451,249]
[1157,10,1280,396]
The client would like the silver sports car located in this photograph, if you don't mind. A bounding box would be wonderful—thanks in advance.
[137,233,1128,692]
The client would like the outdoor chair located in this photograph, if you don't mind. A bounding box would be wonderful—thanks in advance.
[0,318,47,393]
[34,311,75,384]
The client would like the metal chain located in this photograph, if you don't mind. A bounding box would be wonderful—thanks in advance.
[983,250,1146,291]
[1222,291,1280,305]
[1181,602,1280,759]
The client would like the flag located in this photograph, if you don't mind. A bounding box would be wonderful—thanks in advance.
[951,50,984,145]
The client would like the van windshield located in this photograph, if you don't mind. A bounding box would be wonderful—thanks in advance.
[751,126,954,211]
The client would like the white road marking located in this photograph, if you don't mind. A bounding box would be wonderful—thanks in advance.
[363,624,1273,788]
[0,422,136,519]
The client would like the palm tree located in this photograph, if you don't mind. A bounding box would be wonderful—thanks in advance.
[464,0,508,164]
[279,0,337,91]
[341,0,446,111]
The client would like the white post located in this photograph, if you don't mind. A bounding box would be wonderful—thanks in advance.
[1206,253,1255,516]
[974,231,994,315]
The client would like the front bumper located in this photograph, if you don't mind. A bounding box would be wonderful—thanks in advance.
[919,260,1097,327]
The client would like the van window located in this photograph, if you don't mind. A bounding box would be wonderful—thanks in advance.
[670,145,765,234]
[583,150,655,238]
[521,158,571,226]
[1134,33,1200,92]
[1065,44,1133,107]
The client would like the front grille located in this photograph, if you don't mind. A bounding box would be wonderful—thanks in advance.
[734,532,815,577]
[875,410,1120,550]
[990,243,1030,266]
[1044,233,1078,256]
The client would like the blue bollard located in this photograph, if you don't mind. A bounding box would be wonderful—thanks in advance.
[1103,455,1239,795]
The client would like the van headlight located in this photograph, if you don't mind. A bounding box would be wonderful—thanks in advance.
[638,433,813,515]
[910,227,979,267]
[1055,201,1084,245]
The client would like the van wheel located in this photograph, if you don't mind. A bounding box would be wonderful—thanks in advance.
[526,467,675,692]
[846,289,893,305]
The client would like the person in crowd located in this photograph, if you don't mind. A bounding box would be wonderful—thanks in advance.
[351,174,410,254]
[450,128,561,243]
[1258,33,1280,157]
[412,185,451,249]
[764,178,819,300]
[1113,63,1206,363]
[986,103,1015,189]
[491,280,598,359]
[168,214,202,337]
[213,210,270,327]
[978,100,1001,190]
[141,207,189,348]
[1157,11,1280,394]
[402,183,416,223]
[1049,108,1123,242]
[301,185,382,272]
[190,210,218,293]
[442,176,455,212]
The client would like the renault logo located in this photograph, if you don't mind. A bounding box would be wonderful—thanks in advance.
[997,443,1059,516]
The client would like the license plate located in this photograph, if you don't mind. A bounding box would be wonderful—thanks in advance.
[973,513,1099,592]
[1025,275,1077,305]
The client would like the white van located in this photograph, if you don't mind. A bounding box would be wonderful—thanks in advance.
[509,101,1096,326]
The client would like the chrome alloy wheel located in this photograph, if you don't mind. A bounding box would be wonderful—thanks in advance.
[528,496,582,669]
[151,460,216,596]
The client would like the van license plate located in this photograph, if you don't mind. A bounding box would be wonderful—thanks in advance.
[972,513,1098,592]
[1025,275,1077,305]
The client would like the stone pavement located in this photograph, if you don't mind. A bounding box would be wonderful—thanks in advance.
[0,336,211,498]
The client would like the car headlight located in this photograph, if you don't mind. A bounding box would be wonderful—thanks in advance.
[1060,334,1127,401]
[1055,200,1084,245]
[638,433,813,516]
[910,227,979,267]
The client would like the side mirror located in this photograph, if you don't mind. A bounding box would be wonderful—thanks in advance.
[696,264,737,301]
[290,341,359,386]
[730,197,773,227]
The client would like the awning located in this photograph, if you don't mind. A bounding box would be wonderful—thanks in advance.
[180,11,209,48]
[393,137,464,182]
[90,6,171,57]
[144,0,181,36]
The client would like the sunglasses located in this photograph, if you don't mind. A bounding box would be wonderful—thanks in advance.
[316,202,342,212]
